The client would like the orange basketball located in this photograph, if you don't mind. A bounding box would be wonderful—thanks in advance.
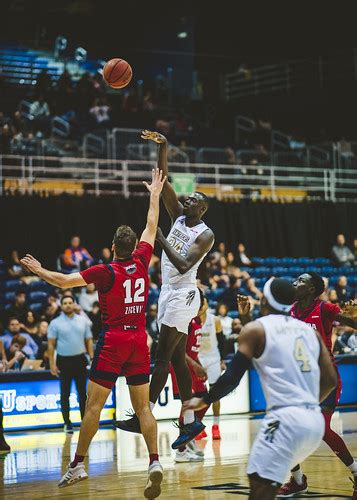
[102,58,133,89]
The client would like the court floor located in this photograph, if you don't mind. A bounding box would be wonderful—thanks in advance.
[1,410,356,499]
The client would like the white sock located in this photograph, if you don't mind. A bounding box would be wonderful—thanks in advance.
[183,408,195,425]
[348,460,357,475]
[213,416,220,426]
[291,467,303,485]
[150,402,155,411]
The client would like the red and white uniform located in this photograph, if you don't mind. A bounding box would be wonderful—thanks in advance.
[80,241,153,389]
[291,299,342,408]
[171,317,207,397]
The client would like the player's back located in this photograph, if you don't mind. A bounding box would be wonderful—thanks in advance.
[254,314,321,411]
[97,242,152,330]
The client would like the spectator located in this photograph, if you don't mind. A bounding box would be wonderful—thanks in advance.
[87,301,102,340]
[236,243,253,267]
[35,69,52,97]
[225,147,237,165]
[217,242,226,256]
[219,276,246,311]
[42,302,60,323]
[7,250,30,280]
[215,303,233,339]
[20,310,38,335]
[224,317,243,356]
[89,97,111,128]
[5,290,29,323]
[32,319,49,348]
[6,335,28,370]
[347,332,357,351]
[29,95,51,136]
[319,277,330,301]
[142,90,156,112]
[62,235,94,272]
[1,317,38,359]
[332,234,355,267]
[79,283,98,313]
[98,247,112,264]
[333,276,354,303]
[47,296,93,433]
[245,277,263,300]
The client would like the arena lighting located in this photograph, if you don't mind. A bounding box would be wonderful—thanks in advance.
[54,35,67,59]
[75,47,87,63]
[177,31,188,38]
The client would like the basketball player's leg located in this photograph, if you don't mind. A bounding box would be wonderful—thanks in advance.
[149,324,186,404]
[248,473,279,500]
[129,383,158,455]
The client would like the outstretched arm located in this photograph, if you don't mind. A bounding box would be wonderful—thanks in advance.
[156,227,214,274]
[141,130,183,221]
[336,300,357,330]
[140,168,166,247]
[20,255,86,288]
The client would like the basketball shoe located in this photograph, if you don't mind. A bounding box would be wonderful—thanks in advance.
[114,411,141,434]
[58,463,88,488]
[351,475,357,499]
[195,429,207,440]
[144,460,163,499]
[171,419,205,449]
[175,448,204,463]
[64,423,74,434]
[212,424,221,440]
[277,474,308,497]
[187,439,204,457]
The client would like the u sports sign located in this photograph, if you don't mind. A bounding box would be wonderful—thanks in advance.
[0,379,115,431]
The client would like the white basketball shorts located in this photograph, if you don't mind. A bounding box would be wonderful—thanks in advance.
[246,405,324,485]
[198,356,221,385]
[157,284,200,335]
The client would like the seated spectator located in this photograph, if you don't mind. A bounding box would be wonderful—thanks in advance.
[1,317,38,359]
[217,242,226,256]
[5,290,29,323]
[332,234,355,267]
[87,301,102,340]
[328,288,339,304]
[6,335,28,370]
[98,247,112,264]
[245,277,263,300]
[225,147,237,165]
[29,95,51,136]
[62,235,94,272]
[219,276,246,311]
[224,317,243,356]
[89,97,111,128]
[215,303,233,339]
[79,283,98,313]
[319,277,330,301]
[347,332,357,351]
[236,243,253,267]
[333,325,353,354]
[32,319,48,348]
[7,250,30,280]
[20,310,38,335]
[333,276,354,303]
[42,302,60,323]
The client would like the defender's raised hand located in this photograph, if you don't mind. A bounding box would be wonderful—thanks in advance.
[141,130,167,144]
[237,294,252,316]
[20,254,42,275]
[340,300,357,319]
[143,168,166,196]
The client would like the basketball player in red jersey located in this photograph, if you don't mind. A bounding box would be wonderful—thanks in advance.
[278,272,357,498]
[21,168,166,499]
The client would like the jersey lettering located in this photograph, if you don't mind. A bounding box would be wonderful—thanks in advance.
[124,305,144,315]
[294,337,312,372]
[123,278,146,304]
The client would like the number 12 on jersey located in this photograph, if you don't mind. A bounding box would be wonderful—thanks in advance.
[123,278,145,304]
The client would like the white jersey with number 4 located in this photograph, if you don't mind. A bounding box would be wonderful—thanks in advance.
[254,314,321,411]
[161,215,210,285]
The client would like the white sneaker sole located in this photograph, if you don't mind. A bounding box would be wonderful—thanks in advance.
[175,456,204,463]
[58,472,88,488]
[277,486,308,497]
[144,469,163,499]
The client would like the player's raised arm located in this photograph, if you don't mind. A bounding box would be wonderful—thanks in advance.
[141,130,183,221]
[140,168,166,247]
[20,254,86,288]
[156,226,214,274]
[336,300,357,330]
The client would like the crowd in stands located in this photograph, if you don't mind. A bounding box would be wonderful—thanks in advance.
[1,233,356,374]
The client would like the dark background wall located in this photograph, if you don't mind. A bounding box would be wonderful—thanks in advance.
[1,196,356,266]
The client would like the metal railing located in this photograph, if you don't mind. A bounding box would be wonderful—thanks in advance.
[1,154,356,201]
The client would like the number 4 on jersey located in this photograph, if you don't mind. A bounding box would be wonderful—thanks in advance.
[123,278,145,304]
[294,337,311,372]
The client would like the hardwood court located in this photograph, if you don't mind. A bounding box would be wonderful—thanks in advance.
[1,410,356,499]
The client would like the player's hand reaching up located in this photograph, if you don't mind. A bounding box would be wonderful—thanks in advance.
[340,300,357,318]
[143,168,167,196]
[141,130,167,144]
[20,254,42,275]
[183,397,208,412]
[237,294,251,316]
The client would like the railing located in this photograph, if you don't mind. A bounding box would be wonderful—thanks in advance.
[1,154,357,201]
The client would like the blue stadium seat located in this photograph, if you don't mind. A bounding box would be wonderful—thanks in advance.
[280,257,298,266]
[4,292,16,303]
[306,266,319,274]
[272,267,288,277]
[281,276,295,283]
[321,266,335,276]
[252,257,264,266]
[328,276,339,286]
[313,257,331,266]
[4,279,24,291]
[228,311,239,319]
[296,257,313,266]
[209,288,225,301]
[27,280,52,292]
[286,267,304,276]
[253,267,271,277]
[28,291,48,304]
[29,302,44,313]
[263,257,280,267]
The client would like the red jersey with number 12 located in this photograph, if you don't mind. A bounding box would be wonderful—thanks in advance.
[186,316,203,360]
[291,299,341,355]
[80,241,153,329]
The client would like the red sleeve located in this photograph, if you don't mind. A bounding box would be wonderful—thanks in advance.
[322,301,341,321]
[132,241,153,269]
[80,264,113,292]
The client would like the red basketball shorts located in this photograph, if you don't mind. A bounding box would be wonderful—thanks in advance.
[90,327,150,389]
[170,364,207,399]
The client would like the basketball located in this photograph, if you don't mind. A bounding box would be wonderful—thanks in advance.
[102,58,132,89]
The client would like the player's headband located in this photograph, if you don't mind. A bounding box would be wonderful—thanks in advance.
[263,277,293,313]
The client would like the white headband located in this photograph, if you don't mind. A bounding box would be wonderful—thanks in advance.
[263,277,293,313]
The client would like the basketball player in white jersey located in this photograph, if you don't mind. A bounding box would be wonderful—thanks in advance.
[197,295,226,440]
[184,278,338,500]
[116,130,215,449]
